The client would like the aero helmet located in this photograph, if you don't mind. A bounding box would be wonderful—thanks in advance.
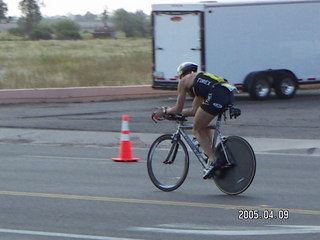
[177,62,198,78]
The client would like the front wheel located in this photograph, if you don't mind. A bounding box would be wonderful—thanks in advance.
[147,134,189,192]
[214,136,256,195]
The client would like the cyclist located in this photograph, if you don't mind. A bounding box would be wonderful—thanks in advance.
[153,62,236,179]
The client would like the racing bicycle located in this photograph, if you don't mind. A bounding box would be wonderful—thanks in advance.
[147,105,256,195]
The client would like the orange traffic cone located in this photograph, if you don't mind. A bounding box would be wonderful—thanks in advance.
[112,115,140,162]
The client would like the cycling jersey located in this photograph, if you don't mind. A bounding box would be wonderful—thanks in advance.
[189,72,236,116]
[190,72,231,98]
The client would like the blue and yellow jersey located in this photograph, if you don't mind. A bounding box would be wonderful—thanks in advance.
[190,72,236,98]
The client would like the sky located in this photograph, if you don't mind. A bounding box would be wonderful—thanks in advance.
[5,0,262,17]
[6,0,192,16]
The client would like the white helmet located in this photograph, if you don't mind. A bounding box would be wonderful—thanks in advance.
[177,62,198,78]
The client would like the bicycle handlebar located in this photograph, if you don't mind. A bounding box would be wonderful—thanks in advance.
[164,114,187,122]
[151,112,187,123]
[152,105,241,123]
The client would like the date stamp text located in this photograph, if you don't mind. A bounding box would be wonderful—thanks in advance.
[238,209,289,220]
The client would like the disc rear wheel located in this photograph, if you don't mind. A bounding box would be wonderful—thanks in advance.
[214,136,256,195]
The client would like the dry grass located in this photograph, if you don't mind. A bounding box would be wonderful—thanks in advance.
[0,39,152,89]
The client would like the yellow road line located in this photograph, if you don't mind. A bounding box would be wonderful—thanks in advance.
[0,190,319,216]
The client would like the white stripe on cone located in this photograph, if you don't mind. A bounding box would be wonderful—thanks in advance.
[121,120,129,132]
[120,133,130,141]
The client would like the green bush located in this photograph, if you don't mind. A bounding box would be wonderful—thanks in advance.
[30,25,53,40]
[52,19,82,40]
[8,27,25,37]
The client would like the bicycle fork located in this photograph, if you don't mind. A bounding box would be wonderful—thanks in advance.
[163,133,180,164]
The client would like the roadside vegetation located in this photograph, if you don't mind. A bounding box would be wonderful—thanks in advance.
[0,39,152,89]
[0,0,152,89]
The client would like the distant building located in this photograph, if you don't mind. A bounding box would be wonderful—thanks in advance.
[92,25,116,39]
[78,22,116,39]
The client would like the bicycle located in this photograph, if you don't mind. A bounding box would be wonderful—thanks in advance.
[147,105,256,195]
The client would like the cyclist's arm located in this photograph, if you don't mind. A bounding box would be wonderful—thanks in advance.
[181,96,203,117]
[167,79,187,114]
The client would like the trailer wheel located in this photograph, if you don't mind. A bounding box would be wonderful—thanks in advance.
[274,72,298,99]
[248,73,271,100]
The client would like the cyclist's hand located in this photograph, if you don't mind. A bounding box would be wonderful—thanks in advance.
[151,107,166,122]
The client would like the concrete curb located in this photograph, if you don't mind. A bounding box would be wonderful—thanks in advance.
[0,128,319,156]
[0,85,177,104]
[0,84,318,104]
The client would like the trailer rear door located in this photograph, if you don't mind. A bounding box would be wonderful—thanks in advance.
[152,11,203,89]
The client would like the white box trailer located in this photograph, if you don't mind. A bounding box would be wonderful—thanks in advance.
[152,0,320,99]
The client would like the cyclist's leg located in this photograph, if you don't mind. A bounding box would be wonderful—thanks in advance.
[197,85,234,178]
[195,86,227,165]
[193,108,216,164]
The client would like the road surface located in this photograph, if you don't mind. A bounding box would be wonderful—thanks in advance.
[0,89,319,239]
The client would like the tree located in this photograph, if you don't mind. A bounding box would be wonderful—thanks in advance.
[53,19,82,40]
[73,11,97,22]
[132,10,150,38]
[29,23,53,40]
[0,0,8,22]
[101,8,109,27]
[83,11,97,21]
[18,0,42,37]
[112,9,150,38]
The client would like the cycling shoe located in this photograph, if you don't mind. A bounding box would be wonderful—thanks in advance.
[203,161,222,179]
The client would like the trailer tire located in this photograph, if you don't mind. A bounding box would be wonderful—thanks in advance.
[274,72,298,99]
[248,73,271,100]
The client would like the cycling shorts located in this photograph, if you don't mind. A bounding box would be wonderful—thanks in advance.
[200,84,234,116]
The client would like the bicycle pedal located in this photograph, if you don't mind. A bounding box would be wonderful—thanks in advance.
[203,167,218,179]
[204,170,222,180]
[203,173,214,180]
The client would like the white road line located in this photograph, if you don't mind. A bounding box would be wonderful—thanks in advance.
[20,155,147,163]
[256,151,320,157]
[185,149,320,157]
[22,155,108,161]
[0,228,143,240]
[130,225,320,236]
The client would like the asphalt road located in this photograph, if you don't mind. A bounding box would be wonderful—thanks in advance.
[0,89,319,239]
[0,143,319,240]
[0,89,319,139]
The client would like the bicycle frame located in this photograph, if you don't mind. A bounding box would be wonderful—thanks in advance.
[172,113,231,168]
